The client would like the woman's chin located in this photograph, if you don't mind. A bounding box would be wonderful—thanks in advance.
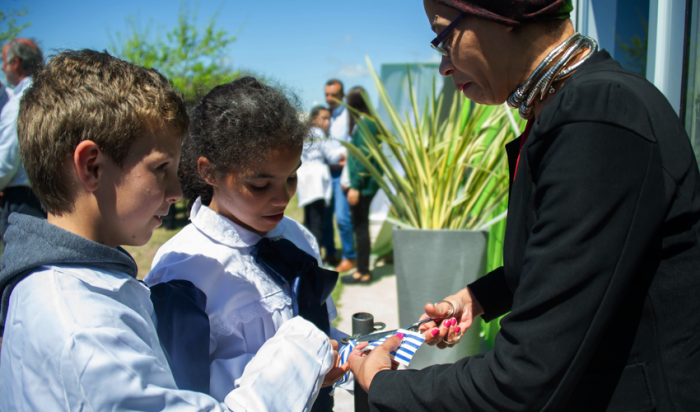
[460,85,506,106]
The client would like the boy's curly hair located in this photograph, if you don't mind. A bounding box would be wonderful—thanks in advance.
[180,76,309,205]
[18,49,188,214]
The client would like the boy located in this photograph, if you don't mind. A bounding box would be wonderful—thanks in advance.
[0,49,340,411]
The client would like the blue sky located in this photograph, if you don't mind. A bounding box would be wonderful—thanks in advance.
[2,0,441,110]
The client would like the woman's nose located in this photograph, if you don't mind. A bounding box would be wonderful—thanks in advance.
[439,55,455,77]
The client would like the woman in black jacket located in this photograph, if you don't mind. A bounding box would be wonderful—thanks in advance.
[348,1,700,411]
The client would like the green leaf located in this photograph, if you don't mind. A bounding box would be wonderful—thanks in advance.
[339,56,520,230]
[108,1,240,106]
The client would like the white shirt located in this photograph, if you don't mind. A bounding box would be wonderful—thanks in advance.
[326,105,350,164]
[145,198,346,402]
[0,264,334,411]
[297,127,345,207]
[0,85,12,115]
[0,76,31,190]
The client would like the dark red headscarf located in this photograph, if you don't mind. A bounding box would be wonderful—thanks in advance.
[433,0,573,26]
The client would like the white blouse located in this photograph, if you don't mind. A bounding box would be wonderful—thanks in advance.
[297,127,345,208]
[0,264,334,412]
[145,197,345,402]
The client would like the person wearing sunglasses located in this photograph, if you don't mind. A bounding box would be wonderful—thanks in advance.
[348,1,700,411]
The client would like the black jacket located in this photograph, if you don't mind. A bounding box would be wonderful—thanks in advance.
[368,51,700,411]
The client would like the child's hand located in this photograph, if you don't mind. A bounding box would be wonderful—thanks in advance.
[347,189,360,206]
[321,339,350,387]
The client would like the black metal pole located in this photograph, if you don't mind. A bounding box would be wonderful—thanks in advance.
[352,312,374,412]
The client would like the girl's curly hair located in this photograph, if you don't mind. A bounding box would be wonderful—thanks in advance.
[180,76,309,206]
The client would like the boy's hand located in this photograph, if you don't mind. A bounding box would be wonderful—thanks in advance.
[321,339,350,387]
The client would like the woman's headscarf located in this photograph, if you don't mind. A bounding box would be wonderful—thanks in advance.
[432,0,574,26]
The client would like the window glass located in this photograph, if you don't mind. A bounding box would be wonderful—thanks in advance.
[685,0,700,163]
[587,0,650,75]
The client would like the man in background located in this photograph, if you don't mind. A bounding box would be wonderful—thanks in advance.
[0,38,46,241]
[0,80,11,115]
[323,79,357,272]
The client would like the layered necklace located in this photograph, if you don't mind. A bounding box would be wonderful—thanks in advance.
[508,33,598,119]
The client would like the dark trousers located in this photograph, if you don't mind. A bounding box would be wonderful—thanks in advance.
[350,193,375,274]
[303,199,325,250]
[1,186,46,246]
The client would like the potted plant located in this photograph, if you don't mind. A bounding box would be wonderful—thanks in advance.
[341,58,523,368]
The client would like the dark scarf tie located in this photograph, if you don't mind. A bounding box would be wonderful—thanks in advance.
[252,238,338,335]
[150,279,210,393]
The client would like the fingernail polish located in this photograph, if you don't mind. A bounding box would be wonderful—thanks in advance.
[431,329,439,336]
[396,333,404,340]
[455,327,461,334]
[449,318,455,327]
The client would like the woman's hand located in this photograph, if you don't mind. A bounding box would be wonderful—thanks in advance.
[322,339,351,387]
[348,335,403,392]
[347,188,360,206]
[418,287,484,349]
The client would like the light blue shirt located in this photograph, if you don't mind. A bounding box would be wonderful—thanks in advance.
[0,76,32,190]
[326,105,350,165]
[0,85,13,116]
[0,263,334,411]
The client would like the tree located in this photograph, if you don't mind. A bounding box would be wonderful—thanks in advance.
[0,8,31,44]
[109,2,240,106]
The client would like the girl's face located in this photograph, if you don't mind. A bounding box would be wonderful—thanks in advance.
[207,146,302,236]
[312,109,331,133]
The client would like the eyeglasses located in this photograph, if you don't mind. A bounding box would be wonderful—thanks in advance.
[430,12,467,56]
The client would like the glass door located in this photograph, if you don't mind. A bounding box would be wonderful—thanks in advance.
[577,0,651,75]
[684,0,700,162]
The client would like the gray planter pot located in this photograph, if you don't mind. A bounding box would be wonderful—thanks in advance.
[393,228,488,370]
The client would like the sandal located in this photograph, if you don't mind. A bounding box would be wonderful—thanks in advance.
[340,271,371,284]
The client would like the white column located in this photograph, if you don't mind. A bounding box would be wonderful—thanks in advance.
[647,0,687,114]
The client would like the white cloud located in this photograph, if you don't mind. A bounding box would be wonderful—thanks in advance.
[330,63,370,78]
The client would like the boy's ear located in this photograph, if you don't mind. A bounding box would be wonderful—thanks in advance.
[73,140,103,192]
[197,157,217,187]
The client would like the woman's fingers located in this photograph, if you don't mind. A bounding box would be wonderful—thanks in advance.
[424,301,457,320]
[423,317,459,348]
[348,334,404,392]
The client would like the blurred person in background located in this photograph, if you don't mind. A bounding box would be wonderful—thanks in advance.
[323,79,357,271]
[298,105,346,249]
[341,87,382,285]
[0,38,46,243]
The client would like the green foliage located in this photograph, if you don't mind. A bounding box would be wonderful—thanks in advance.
[0,8,31,44]
[109,2,240,106]
[341,57,524,230]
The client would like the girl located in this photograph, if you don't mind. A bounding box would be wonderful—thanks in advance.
[297,106,345,253]
[144,77,346,411]
[341,87,383,285]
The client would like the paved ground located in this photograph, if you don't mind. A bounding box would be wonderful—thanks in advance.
[332,263,399,412]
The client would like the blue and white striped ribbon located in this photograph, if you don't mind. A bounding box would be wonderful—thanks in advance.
[333,329,426,390]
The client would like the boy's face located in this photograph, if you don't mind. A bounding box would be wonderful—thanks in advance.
[209,146,302,237]
[97,126,182,247]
